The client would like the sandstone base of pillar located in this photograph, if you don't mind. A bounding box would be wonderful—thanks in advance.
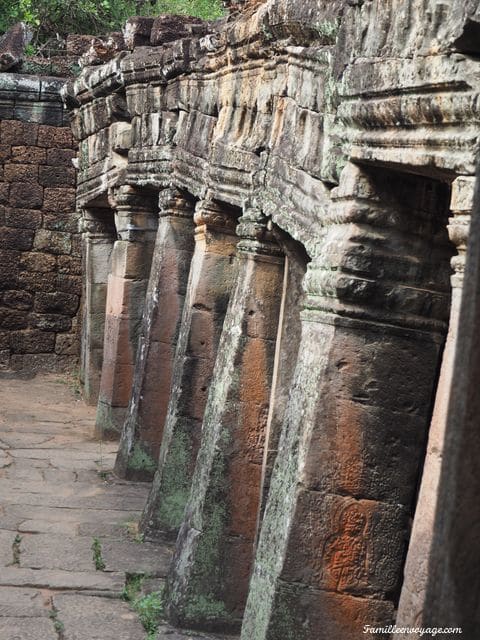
[116,439,158,481]
[95,401,127,441]
[263,582,394,640]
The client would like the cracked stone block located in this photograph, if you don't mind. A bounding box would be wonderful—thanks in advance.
[0,23,31,71]
[77,522,131,538]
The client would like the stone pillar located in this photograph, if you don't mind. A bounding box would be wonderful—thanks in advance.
[80,208,115,405]
[115,189,195,480]
[240,164,453,640]
[417,174,480,634]
[396,176,473,633]
[164,210,285,632]
[95,186,158,440]
[140,198,238,536]
[257,245,306,531]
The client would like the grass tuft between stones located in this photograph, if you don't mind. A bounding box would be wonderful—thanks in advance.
[122,520,145,544]
[133,590,164,639]
[123,574,164,640]
[12,534,22,565]
[49,608,65,637]
[91,537,105,571]
[122,572,145,602]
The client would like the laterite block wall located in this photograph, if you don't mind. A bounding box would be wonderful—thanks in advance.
[0,73,80,372]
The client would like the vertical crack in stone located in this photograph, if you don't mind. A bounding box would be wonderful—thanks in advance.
[48,597,66,640]
[11,533,22,566]
[91,537,106,571]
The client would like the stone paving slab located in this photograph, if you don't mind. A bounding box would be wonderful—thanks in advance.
[101,538,174,575]
[77,521,131,538]
[0,617,56,639]
[0,449,11,468]
[0,489,148,510]
[8,448,112,461]
[18,519,80,535]
[0,567,125,593]
[0,587,48,617]
[155,623,235,639]
[0,478,150,501]
[0,374,235,640]
[0,431,117,451]
[19,534,95,571]
[0,463,45,482]
[0,530,15,566]
[1,504,143,529]
[0,432,58,448]
[53,593,145,640]
[0,478,108,496]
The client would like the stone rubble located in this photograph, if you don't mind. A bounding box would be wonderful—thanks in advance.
[0,23,32,72]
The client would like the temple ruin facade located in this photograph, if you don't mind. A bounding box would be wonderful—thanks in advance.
[1,0,480,637]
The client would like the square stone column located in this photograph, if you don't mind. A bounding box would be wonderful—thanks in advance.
[115,189,195,480]
[257,243,307,532]
[396,176,473,635]
[163,210,285,632]
[80,208,115,405]
[415,175,480,634]
[240,164,453,640]
[95,186,158,440]
[140,198,239,538]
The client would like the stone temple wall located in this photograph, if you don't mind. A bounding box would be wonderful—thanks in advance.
[0,73,80,373]
[66,1,480,638]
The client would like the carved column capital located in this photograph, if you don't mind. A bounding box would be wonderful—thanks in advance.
[236,208,283,259]
[80,208,115,237]
[302,163,452,337]
[108,184,157,213]
[108,185,158,241]
[158,188,194,219]
[449,176,474,290]
[193,198,237,233]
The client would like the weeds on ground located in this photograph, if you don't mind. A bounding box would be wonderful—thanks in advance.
[122,572,145,602]
[123,573,164,640]
[122,520,144,544]
[49,609,65,634]
[12,534,21,565]
[57,369,82,398]
[91,537,106,571]
[97,469,113,482]
[133,590,164,639]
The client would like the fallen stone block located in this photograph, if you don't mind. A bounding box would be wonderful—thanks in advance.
[0,23,32,72]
